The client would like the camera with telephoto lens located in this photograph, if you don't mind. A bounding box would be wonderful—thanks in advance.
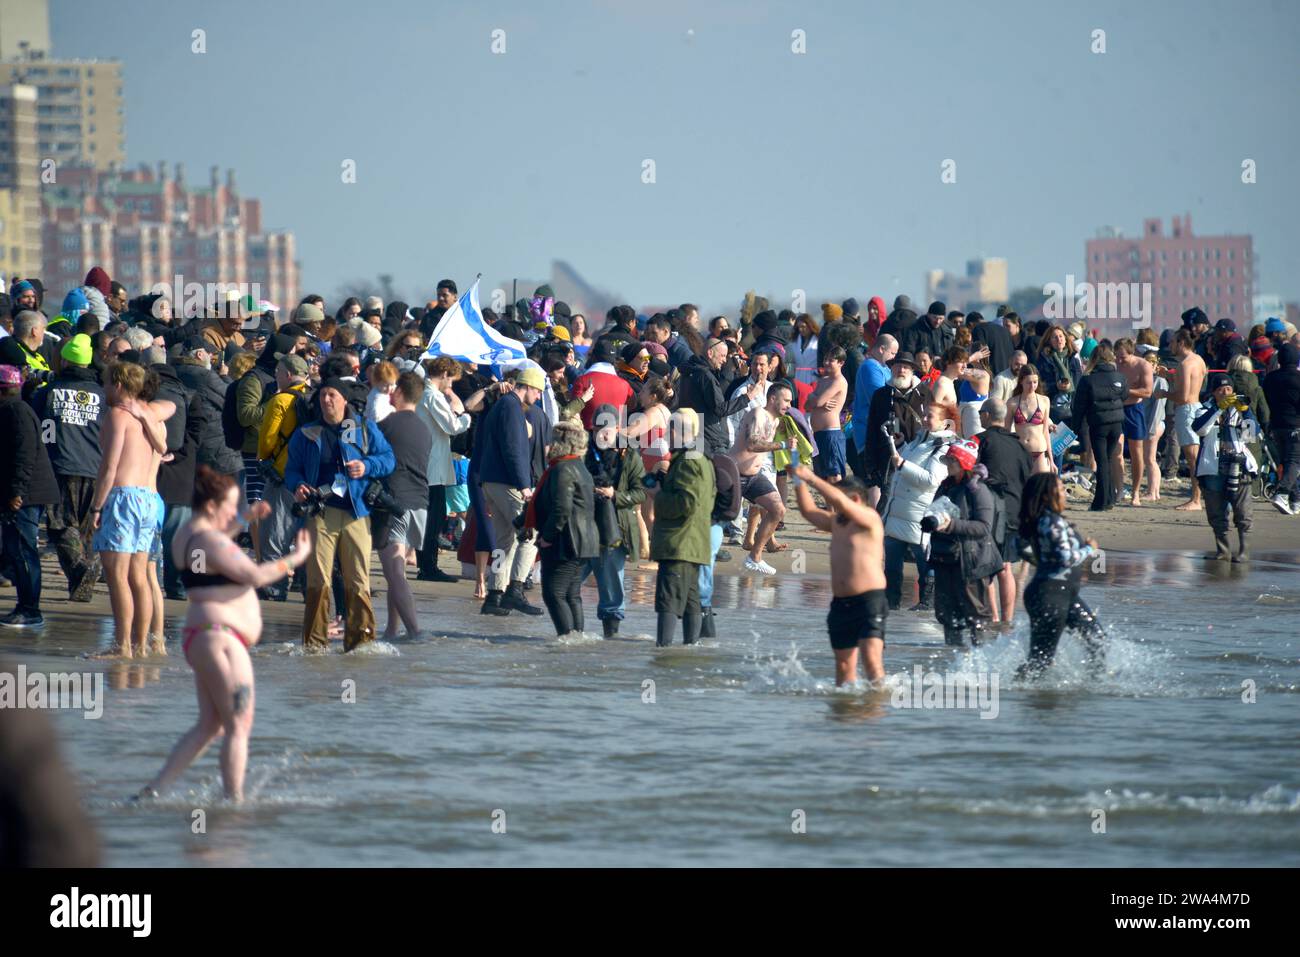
[292,485,332,518]
[920,498,960,534]
[642,469,665,489]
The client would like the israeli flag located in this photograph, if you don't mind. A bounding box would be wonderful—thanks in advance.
[423,278,526,372]
[423,278,557,424]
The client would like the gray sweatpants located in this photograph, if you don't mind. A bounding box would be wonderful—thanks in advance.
[482,481,538,593]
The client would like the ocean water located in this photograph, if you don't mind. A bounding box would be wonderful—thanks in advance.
[6,551,1299,867]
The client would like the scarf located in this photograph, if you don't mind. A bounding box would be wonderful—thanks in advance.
[524,455,582,532]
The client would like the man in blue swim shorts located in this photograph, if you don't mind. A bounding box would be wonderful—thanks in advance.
[91,362,175,658]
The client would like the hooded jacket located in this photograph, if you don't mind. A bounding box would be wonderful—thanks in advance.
[1071,362,1128,433]
[1192,400,1259,478]
[863,295,888,346]
[175,356,244,474]
[900,315,955,364]
[881,428,953,545]
[585,443,647,561]
[28,364,105,479]
[151,364,200,506]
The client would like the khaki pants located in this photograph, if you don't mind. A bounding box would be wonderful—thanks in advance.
[304,506,374,652]
[482,481,537,593]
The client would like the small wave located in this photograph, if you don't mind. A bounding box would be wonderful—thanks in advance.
[865,785,1300,818]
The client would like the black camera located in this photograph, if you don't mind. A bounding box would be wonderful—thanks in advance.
[642,470,665,489]
[292,485,331,518]
[919,515,940,534]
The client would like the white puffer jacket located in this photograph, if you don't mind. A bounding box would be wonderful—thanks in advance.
[881,429,955,545]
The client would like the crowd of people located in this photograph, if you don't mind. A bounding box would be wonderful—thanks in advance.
[2,271,1299,798]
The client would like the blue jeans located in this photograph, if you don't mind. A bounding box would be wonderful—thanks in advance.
[585,546,627,621]
[884,535,930,607]
[698,523,725,609]
[160,503,192,596]
[2,505,44,614]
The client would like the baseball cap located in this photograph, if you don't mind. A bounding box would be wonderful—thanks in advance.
[0,364,22,387]
[1214,319,1236,333]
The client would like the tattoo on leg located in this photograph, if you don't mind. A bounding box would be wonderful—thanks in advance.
[233,684,251,715]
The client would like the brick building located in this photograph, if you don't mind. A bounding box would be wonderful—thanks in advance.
[1085,215,1253,331]
[41,161,298,314]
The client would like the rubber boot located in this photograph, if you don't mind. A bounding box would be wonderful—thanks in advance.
[1232,527,1250,563]
[502,580,544,616]
[656,612,677,647]
[602,617,618,639]
[699,608,717,638]
[682,611,703,646]
[481,589,511,616]
[1204,529,1231,562]
[908,575,934,612]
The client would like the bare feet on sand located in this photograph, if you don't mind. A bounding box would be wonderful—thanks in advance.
[90,644,132,660]
[1174,500,1202,511]
[146,634,168,657]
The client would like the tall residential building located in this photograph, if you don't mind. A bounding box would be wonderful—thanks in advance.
[41,162,299,312]
[1,56,125,171]
[1085,215,1253,329]
[925,258,1008,314]
[0,82,41,283]
[0,0,50,61]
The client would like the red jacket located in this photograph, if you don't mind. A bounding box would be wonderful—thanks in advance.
[574,367,634,429]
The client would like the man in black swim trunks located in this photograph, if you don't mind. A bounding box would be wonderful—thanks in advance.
[791,465,888,685]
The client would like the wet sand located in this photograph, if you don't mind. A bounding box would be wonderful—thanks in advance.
[7,471,1295,646]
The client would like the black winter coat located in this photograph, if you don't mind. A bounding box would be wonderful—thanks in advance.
[928,475,1002,580]
[1071,362,1128,433]
[536,457,600,562]
[0,397,58,506]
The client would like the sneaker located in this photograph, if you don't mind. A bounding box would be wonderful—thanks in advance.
[743,557,777,576]
[0,610,45,628]
[1270,494,1295,516]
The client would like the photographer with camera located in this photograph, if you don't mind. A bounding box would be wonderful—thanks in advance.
[1192,373,1260,563]
[0,311,53,396]
[284,378,395,651]
[255,354,313,601]
[862,352,931,513]
[924,437,1004,647]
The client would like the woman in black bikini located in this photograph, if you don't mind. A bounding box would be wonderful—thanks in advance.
[136,466,311,803]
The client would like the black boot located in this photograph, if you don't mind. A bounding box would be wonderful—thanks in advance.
[501,581,544,616]
[682,611,702,645]
[656,612,677,647]
[1232,527,1250,563]
[908,575,934,612]
[480,590,511,616]
[602,617,618,639]
[699,608,717,638]
[1204,529,1232,562]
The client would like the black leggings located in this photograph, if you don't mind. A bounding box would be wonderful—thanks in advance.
[1023,567,1104,674]
[541,556,585,636]
[1089,424,1123,509]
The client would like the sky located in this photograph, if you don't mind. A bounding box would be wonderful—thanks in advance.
[50,0,1300,314]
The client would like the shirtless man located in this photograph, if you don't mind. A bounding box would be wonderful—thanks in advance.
[729,381,792,575]
[807,346,848,482]
[91,362,175,658]
[791,465,887,684]
[1166,329,1207,511]
[1116,338,1154,506]
[933,344,988,411]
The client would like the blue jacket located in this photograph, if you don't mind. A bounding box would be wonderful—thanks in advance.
[666,334,695,371]
[283,417,396,519]
[476,391,532,489]
[852,357,891,447]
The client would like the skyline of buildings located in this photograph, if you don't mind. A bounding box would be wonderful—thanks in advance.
[42,161,298,315]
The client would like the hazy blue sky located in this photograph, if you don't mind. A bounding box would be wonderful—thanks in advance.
[52,0,1300,313]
